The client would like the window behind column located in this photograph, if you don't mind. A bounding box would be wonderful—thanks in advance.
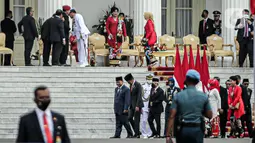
[161,0,167,35]
[13,0,25,35]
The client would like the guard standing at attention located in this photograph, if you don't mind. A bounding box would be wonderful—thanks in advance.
[166,70,213,143]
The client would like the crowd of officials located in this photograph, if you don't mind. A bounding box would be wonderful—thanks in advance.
[111,70,254,143]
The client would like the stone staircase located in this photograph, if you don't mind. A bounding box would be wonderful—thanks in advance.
[0,67,253,139]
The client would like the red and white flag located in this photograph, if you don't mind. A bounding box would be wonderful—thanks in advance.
[174,45,184,89]
[182,45,189,78]
[201,45,210,92]
[189,45,195,69]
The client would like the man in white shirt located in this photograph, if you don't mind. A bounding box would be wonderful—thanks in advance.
[16,86,70,143]
[69,9,91,67]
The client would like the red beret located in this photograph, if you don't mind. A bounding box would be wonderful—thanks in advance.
[63,5,71,11]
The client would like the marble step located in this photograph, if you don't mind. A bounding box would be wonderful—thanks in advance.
[0,93,116,97]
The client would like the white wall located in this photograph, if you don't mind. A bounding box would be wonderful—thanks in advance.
[73,0,130,33]
[206,0,222,19]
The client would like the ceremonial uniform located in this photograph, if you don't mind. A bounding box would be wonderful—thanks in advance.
[213,11,222,36]
[164,78,180,136]
[71,10,90,67]
[140,74,154,138]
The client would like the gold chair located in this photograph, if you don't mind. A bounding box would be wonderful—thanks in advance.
[152,34,176,66]
[207,34,234,67]
[0,33,13,66]
[121,37,139,67]
[38,40,73,66]
[183,34,211,58]
[89,33,109,66]
[130,35,144,67]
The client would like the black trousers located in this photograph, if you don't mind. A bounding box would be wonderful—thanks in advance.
[128,108,141,136]
[4,41,14,65]
[241,109,253,137]
[148,112,161,136]
[42,39,52,65]
[219,110,228,137]
[59,38,69,65]
[52,42,63,66]
[239,38,253,67]
[24,40,34,65]
[115,113,133,137]
[164,104,170,136]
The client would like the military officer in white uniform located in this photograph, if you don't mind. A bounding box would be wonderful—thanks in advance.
[69,9,90,67]
[140,74,154,138]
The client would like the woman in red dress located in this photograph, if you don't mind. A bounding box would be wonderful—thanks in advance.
[228,76,245,138]
[106,6,127,60]
[142,12,157,66]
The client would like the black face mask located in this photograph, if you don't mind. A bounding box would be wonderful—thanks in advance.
[36,99,51,111]
[152,84,156,88]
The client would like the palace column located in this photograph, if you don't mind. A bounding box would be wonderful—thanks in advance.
[133,0,162,37]
[222,0,249,49]
[38,0,72,21]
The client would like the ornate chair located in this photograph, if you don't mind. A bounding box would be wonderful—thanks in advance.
[152,34,176,66]
[89,33,109,66]
[183,34,210,58]
[130,35,144,67]
[234,36,248,67]
[207,34,234,67]
[38,40,74,66]
[0,33,13,66]
[121,36,139,67]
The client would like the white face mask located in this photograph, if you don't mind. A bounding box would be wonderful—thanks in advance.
[146,80,152,84]
[243,14,249,19]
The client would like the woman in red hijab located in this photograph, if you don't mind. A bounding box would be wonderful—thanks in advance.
[142,12,157,66]
[208,79,221,138]
[228,76,245,138]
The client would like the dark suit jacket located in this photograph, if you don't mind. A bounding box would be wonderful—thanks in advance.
[62,12,70,38]
[114,85,131,115]
[41,17,52,41]
[199,18,214,43]
[49,16,65,42]
[240,84,249,110]
[130,81,144,109]
[18,15,38,40]
[149,87,164,114]
[235,18,254,42]
[219,86,229,110]
[16,110,70,143]
[1,18,17,41]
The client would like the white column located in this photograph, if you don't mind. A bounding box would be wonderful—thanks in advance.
[133,0,162,37]
[222,0,249,49]
[38,0,72,21]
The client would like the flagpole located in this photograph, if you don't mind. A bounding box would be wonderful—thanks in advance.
[253,14,255,124]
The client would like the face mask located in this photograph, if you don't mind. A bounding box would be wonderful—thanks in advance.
[243,14,249,19]
[146,80,152,84]
[37,99,51,111]
[152,83,157,88]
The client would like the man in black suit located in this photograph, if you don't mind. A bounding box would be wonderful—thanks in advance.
[59,5,71,66]
[41,15,54,66]
[148,78,164,138]
[18,7,38,66]
[235,9,254,67]
[199,10,214,44]
[1,10,17,66]
[124,73,144,138]
[236,75,252,137]
[16,86,70,143]
[214,77,228,138]
[110,77,133,139]
[49,10,66,66]
[242,78,253,138]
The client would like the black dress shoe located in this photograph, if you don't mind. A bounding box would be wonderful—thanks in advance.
[110,136,120,139]
[148,135,155,138]
[25,64,34,66]
[43,63,51,66]
[126,135,133,138]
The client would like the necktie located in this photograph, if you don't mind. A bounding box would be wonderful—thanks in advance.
[245,23,249,37]
[43,113,53,143]
[203,20,206,33]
